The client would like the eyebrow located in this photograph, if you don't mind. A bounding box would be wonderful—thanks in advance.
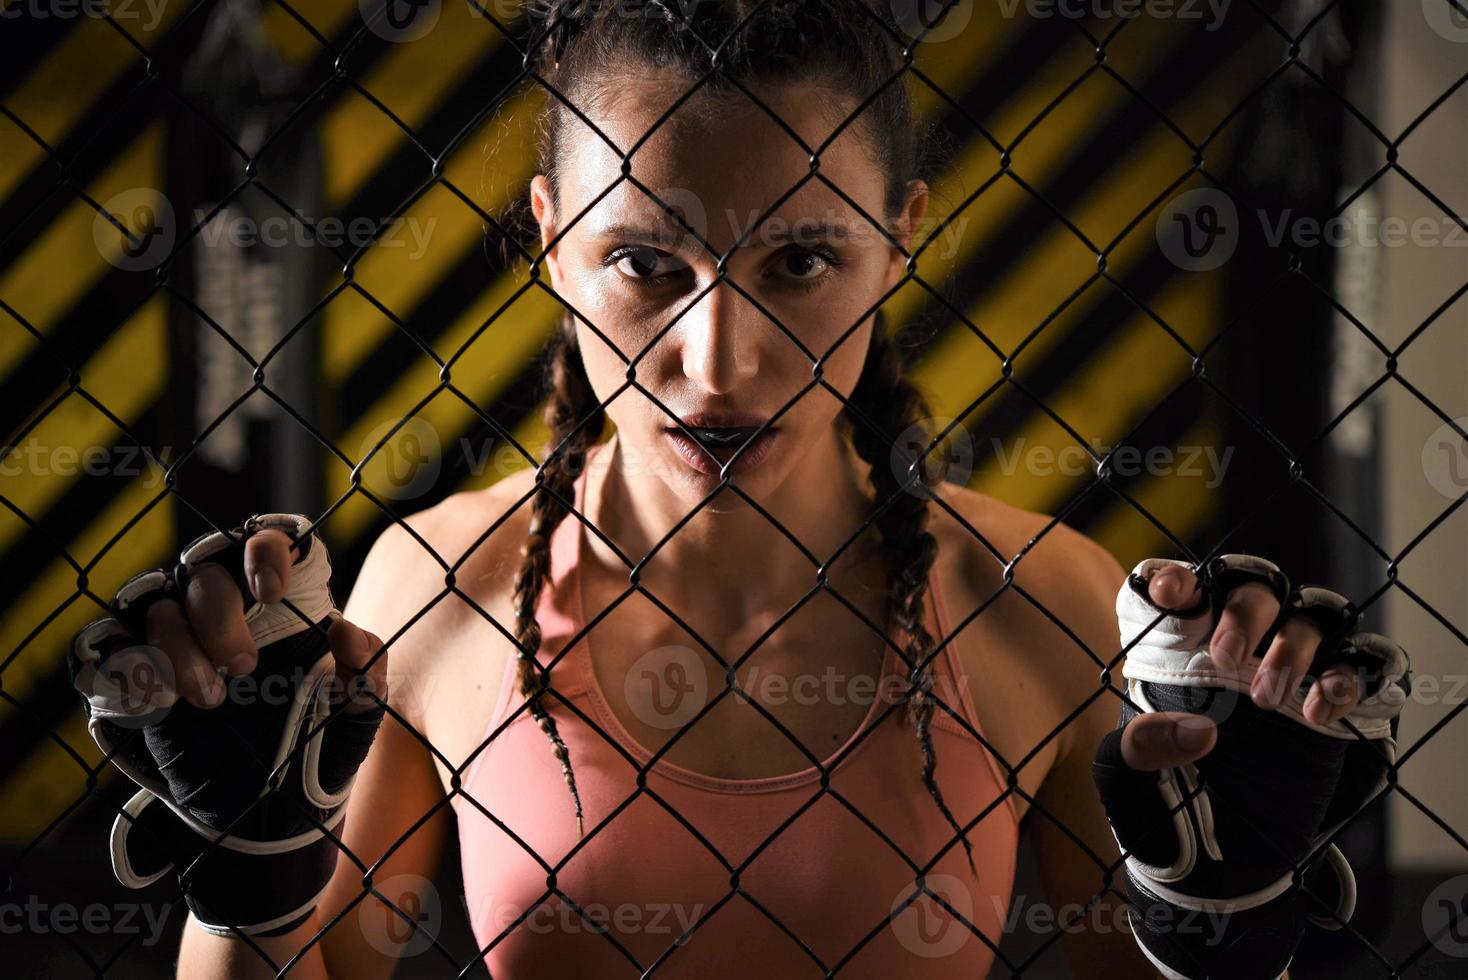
[589,218,864,251]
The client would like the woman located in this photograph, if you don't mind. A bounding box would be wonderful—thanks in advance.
[74,0,1406,977]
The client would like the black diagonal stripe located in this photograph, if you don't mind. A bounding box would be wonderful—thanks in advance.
[904,15,1256,364]
[0,269,159,439]
[332,17,1075,426]
[0,14,79,99]
[1045,379,1213,538]
[328,348,551,596]
[0,6,413,270]
[0,22,441,438]
[0,406,165,591]
[961,245,1197,453]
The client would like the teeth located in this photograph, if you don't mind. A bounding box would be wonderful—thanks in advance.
[687,425,760,447]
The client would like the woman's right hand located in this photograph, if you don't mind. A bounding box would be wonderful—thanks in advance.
[68,513,389,939]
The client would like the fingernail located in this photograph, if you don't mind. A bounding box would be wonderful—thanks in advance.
[253,568,282,602]
[1214,629,1247,666]
[226,652,256,677]
[1175,721,1213,751]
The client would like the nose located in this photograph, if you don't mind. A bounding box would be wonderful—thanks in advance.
[678,279,761,395]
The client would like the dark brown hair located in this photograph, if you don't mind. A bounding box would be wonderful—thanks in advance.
[509,0,975,870]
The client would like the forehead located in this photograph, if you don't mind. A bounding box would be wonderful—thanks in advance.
[555,73,890,250]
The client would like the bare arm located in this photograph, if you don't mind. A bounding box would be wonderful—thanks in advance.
[1023,532,1166,978]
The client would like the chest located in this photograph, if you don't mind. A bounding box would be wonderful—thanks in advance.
[414,557,1069,828]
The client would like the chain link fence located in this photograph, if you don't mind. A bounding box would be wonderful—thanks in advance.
[1,0,1465,976]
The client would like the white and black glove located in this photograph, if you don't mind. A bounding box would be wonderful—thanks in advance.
[68,514,385,937]
[1092,554,1410,980]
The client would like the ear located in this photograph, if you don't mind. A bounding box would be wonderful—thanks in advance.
[529,174,563,293]
[885,178,929,292]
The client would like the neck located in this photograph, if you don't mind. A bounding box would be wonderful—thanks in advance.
[580,426,888,635]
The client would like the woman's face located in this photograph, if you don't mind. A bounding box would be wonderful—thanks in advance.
[531,72,927,505]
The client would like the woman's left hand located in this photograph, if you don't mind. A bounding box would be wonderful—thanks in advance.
[1092,552,1411,980]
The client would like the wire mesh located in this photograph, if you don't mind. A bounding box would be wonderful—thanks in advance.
[1,0,1465,977]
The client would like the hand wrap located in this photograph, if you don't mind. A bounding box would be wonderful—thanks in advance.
[1092,554,1410,980]
[69,514,384,937]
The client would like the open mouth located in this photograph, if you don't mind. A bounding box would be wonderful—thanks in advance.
[664,423,779,475]
[684,425,764,448]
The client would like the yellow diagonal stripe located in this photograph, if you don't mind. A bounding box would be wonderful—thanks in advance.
[879,24,1188,339]
[910,70,1243,428]
[322,87,543,384]
[0,13,184,204]
[0,295,169,557]
[0,297,171,706]
[323,277,563,546]
[0,125,162,380]
[970,274,1217,514]
[0,710,104,844]
[322,1,505,208]
[1089,415,1223,571]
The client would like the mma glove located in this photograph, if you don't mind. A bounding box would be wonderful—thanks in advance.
[1092,554,1410,980]
[68,514,385,937]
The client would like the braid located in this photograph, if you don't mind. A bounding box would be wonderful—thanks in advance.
[511,325,606,838]
[843,312,977,875]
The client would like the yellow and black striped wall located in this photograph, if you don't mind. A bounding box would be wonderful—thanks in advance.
[2,0,1310,859]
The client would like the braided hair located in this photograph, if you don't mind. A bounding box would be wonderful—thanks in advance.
[510,0,975,870]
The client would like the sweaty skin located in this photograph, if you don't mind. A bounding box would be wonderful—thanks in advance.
[169,74,1344,980]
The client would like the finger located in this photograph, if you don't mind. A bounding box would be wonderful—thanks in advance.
[243,528,297,604]
[1303,666,1364,726]
[1251,615,1321,710]
[1120,711,1217,770]
[182,563,259,676]
[327,616,388,714]
[1147,563,1203,612]
[144,599,224,709]
[1210,581,1281,670]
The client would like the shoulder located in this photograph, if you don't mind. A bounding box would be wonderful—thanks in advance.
[928,485,1126,612]
[342,469,543,724]
[927,485,1128,756]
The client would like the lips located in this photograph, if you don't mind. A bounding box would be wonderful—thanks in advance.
[663,413,780,475]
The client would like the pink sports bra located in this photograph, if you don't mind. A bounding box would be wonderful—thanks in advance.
[454,466,1021,978]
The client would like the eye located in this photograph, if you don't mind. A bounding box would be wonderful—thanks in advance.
[775,246,841,287]
[606,245,688,283]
